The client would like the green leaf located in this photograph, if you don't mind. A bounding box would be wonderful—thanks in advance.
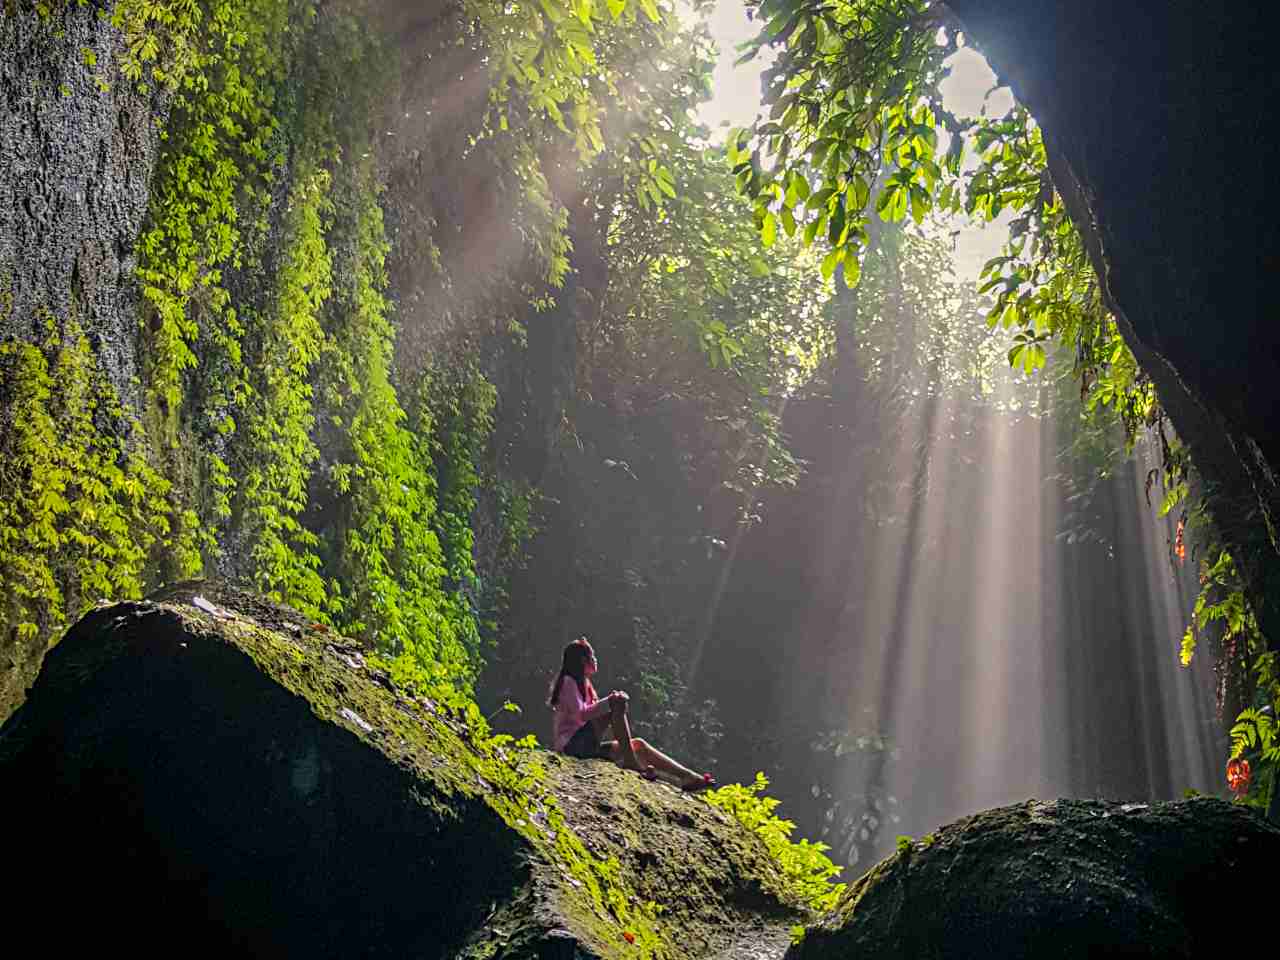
[826,201,846,246]
[780,205,796,237]
[841,247,860,288]
[820,247,842,281]
[876,184,897,215]
[909,184,928,224]
[790,171,810,203]
[766,11,798,39]
[656,166,677,198]
[808,186,835,209]
[761,211,778,248]
[538,0,567,23]
[845,176,869,212]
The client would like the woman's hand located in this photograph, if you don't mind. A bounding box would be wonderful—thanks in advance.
[609,689,630,703]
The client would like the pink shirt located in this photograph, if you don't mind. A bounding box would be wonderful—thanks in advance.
[551,676,612,752]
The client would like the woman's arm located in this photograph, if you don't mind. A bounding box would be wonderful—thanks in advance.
[557,677,612,726]
[582,693,614,722]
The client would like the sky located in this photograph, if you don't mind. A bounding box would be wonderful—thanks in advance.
[691,0,1015,278]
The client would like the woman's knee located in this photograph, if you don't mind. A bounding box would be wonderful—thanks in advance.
[631,737,649,751]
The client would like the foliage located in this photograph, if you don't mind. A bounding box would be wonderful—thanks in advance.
[1229,693,1277,812]
[418,363,498,598]
[584,21,831,515]
[731,0,1154,433]
[1181,549,1254,668]
[0,319,170,646]
[730,0,952,274]
[733,0,1277,813]
[960,111,1155,434]
[1179,535,1277,808]
[4,0,524,699]
[463,0,700,286]
[129,0,294,578]
[315,169,483,691]
[231,162,334,618]
[130,0,288,409]
[705,772,846,912]
[486,9,832,786]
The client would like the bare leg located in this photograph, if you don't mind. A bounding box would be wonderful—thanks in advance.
[605,699,647,772]
[630,738,701,785]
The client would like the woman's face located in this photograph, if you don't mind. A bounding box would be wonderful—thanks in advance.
[583,648,598,677]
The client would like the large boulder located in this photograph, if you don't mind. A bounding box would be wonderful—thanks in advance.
[788,797,1279,960]
[0,583,802,959]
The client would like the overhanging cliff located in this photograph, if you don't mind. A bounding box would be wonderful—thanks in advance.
[946,0,1280,645]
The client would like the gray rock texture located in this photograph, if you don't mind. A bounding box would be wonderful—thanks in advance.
[0,3,171,720]
[788,797,1280,960]
[0,3,168,407]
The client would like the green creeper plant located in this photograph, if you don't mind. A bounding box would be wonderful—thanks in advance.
[233,162,335,618]
[315,168,482,691]
[0,319,170,646]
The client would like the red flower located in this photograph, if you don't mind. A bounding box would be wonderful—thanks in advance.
[1174,520,1186,564]
[622,932,636,945]
[1226,757,1252,795]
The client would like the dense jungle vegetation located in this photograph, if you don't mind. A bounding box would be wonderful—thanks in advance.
[1,0,1275,888]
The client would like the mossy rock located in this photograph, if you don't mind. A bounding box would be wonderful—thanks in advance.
[788,797,1280,960]
[0,582,801,959]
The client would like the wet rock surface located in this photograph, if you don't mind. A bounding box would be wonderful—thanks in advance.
[2,584,1275,959]
[788,797,1280,960]
[0,4,167,401]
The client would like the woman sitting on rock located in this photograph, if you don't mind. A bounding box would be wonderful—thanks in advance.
[549,636,715,792]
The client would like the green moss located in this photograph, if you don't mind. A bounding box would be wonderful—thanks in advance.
[220,616,655,951]
[0,269,13,322]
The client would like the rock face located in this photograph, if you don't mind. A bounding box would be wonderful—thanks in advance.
[0,2,167,409]
[946,1,1280,646]
[0,583,802,959]
[0,3,170,720]
[789,798,1280,960]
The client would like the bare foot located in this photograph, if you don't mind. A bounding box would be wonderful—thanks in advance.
[681,773,715,793]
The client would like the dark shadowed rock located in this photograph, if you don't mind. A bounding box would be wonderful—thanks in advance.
[0,583,801,959]
[788,797,1279,960]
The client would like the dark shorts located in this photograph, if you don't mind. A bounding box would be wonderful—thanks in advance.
[563,720,612,760]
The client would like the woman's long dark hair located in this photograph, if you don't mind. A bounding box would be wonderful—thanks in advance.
[549,637,597,707]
